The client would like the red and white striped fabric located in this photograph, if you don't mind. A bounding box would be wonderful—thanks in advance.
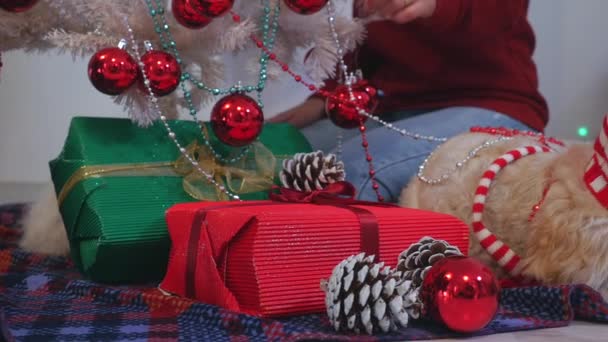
[472,145,551,276]
[584,115,608,208]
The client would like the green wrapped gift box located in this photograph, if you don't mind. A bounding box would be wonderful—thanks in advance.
[50,117,312,283]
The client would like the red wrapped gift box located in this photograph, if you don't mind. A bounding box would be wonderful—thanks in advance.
[160,185,469,318]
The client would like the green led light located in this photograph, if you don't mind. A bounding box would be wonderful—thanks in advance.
[578,126,589,138]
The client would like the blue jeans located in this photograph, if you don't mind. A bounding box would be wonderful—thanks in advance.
[302,107,534,202]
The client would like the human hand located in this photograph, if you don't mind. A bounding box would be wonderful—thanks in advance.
[356,0,437,24]
[268,97,326,128]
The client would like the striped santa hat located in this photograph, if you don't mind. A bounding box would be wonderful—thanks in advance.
[584,115,608,208]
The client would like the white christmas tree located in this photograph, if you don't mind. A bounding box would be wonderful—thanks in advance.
[0,0,365,126]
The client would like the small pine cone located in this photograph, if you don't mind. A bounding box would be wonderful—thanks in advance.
[280,151,345,192]
[322,253,421,335]
[397,237,463,288]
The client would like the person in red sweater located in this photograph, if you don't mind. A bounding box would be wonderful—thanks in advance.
[271,0,548,202]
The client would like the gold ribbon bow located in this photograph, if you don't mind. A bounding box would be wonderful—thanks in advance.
[56,138,277,206]
[174,140,276,201]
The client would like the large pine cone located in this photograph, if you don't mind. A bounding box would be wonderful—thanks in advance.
[397,237,463,287]
[322,253,421,335]
[280,151,345,192]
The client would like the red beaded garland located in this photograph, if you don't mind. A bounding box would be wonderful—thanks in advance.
[470,126,565,147]
[234,9,383,200]
[528,182,554,222]
[357,118,384,202]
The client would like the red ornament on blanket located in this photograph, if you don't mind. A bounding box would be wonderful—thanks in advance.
[284,0,328,15]
[210,93,264,147]
[172,0,212,29]
[326,81,378,129]
[139,50,181,96]
[88,47,138,96]
[191,0,234,18]
[0,0,39,12]
[421,256,499,333]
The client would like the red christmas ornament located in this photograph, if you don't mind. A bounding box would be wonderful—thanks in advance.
[284,0,328,15]
[191,0,234,18]
[0,0,39,12]
[326,81,378,129]
[140,50,181,96]
[421,256,500,333]
[172,0,212,29]
[210,94,264,147]
[88,47,138,96]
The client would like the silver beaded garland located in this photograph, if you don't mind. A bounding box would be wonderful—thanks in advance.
[325,0,523,186]
[326,0,448,144]
[120,2,520,200]
[124,18,241,201]
[416,136,512,185]
[335,131,344,159]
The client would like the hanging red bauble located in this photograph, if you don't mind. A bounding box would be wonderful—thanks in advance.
[210,94,264,147]
[88,47,138,96]
[191,0,234,18]
[421,256,500,333]
[172,0,212,29]
[0,0,39,12]
[326,80,378,129]
[139,50,181,96]
[284,0,328,15]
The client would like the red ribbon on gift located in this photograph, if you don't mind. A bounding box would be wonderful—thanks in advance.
[269,181,397,260]
[269,181,359,203]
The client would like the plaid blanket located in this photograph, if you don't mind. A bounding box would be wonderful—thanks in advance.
[0,204,607,341]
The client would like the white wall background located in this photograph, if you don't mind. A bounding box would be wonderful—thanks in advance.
[1,0,607,183]
[531,0,608,139]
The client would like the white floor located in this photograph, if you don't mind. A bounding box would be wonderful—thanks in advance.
[1,182,606,341]
[437,322,607,342]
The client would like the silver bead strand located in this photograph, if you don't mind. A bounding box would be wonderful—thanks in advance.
[326,0,350,154]
[326,1,349,84]
[123,18,241,201]
[358,108,448,142]
[336,131,344,159]
[325,1,448,144]
[416,136,512,185]
[326,3,519,185]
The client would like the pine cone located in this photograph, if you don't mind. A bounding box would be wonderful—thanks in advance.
[280,151,345,192]
[397,237,463,288]
[322,253,421,335]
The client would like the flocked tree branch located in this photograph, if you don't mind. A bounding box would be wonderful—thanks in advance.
[0,0,365,126]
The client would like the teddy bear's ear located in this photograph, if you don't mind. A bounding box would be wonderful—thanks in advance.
[584,114,608,209]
